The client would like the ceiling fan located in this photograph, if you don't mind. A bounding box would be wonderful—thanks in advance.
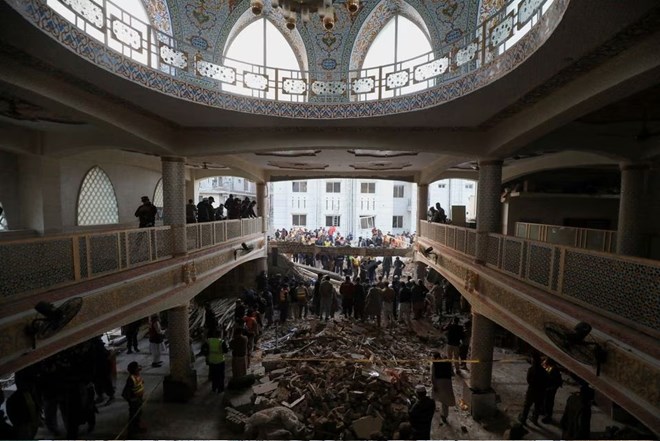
[544,321,606,376]
[26,298,83,349]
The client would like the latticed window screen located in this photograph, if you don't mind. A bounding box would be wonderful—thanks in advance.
[0,202,7,230]
[77,166,119,225]
[153,178,163,208]
[153,178,164,220]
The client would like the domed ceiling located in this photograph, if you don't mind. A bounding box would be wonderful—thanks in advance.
[159,0,487,75]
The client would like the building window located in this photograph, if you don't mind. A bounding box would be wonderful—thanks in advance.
[326,181,341,193]
[392,215,403,228]
[292,214,307,226]
[325,215,341,227]
[360,215,375,229]
[77,166,119,226]
[223,18,300,100]
[292,181,308,192]
[438,183,446,188]
[393,185,404,198]
[361,14,432,100]
[465,183,474,189]
[361,182,376,193]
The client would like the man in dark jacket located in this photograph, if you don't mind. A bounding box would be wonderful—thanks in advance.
[135,196,157,228]
[519,352,548,425]
[409,385,436,439]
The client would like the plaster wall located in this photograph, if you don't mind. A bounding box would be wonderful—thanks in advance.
[503,194,620,236]
[59,150,163,228]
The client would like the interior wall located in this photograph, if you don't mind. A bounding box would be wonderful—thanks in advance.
[503,194,620,236]
[59,150,163,228]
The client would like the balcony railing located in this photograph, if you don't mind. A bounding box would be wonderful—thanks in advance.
[419,221,660,334]
[515,222,617,253]
[7,0,566,112]
[0,217,262,299]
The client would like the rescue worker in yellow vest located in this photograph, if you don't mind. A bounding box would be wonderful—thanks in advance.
[121,361,145,436]
[201,329,229,393]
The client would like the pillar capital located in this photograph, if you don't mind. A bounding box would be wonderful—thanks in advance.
[477,159,503,167]
[161,156,186,163]
[619,162,650,171]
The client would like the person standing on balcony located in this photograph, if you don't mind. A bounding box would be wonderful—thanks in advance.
[185,199,197,223]
[435,202,448,223]
[135,196,157,228]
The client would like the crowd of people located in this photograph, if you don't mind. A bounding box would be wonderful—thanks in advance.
[273,226,414,249]
[132,194,258,228]
[187,194,257,223]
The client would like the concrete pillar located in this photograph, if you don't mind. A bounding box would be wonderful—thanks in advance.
[475,160,503,264]
[616,163,649,258]
[162,156,187,256]
[257,182,267,233]
[163,302,197,401]
[18,155,63,233]
[416,183,428,234]
[465,312,497,419]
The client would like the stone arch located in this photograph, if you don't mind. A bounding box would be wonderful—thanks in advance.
[348,0,432,72]
[77,166,120,226]
[141,0,174,35]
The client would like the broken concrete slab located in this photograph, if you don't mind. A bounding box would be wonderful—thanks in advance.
[352,415,384,439]
[253,381,279,395]
[225,388,255,412]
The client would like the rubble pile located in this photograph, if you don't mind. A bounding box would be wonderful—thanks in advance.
[246,319,443,439]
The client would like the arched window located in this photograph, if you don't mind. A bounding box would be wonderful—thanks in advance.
[0,202,7,231]
[153,178,164,219]
[360,14,432,100]
[223,17,300,100]
[77,166,119,226]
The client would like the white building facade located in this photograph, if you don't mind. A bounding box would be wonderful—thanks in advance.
[269,178,477,237]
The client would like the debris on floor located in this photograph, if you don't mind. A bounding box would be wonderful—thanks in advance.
[226,317,449,439]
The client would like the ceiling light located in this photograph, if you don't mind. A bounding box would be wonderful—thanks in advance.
[252,0,359,30]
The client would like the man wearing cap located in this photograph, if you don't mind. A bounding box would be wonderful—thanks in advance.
[121,361,145,436]
[135,196,158,228]
[409,385,436,439]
